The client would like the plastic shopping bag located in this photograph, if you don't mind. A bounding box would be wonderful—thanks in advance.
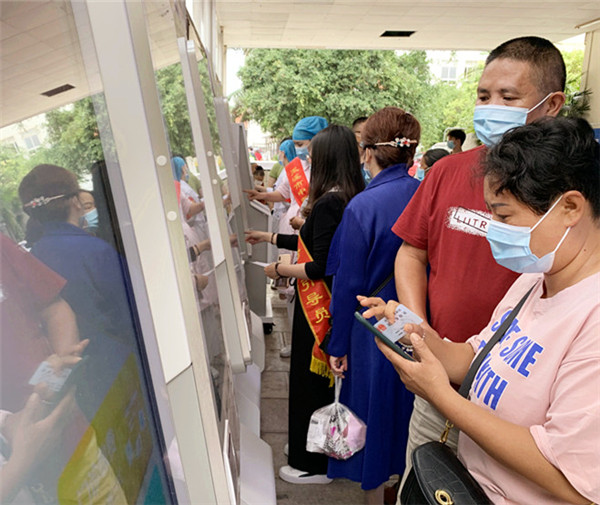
[306,376,366,460]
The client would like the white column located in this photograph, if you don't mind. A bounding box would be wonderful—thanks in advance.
[582,29,600,128]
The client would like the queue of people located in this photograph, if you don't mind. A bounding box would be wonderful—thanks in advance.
[245,35,599,505]
[1,32,597,505]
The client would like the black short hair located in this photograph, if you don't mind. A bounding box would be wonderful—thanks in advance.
[352,116,368,128]
[423,148,450,168]
[484,117,600,220]
[447,129,466,144]
[486,36,566,95]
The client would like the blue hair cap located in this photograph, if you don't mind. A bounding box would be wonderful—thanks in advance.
[279,139,297,163]
[292,116,328,141]
[171,156,186,181]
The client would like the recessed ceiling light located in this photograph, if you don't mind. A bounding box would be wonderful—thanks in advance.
[380,30,415,38]
[41,84,75,97]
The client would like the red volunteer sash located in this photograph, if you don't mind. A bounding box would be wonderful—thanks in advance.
[297,234,334,385]
[285,157,309,207]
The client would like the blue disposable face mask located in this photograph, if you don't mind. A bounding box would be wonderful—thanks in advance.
[486,195,570,273]
[447,140,455,150]
[82,208,99,229]
[473,93,552,147]
[415,167,425,181]
[295,146,309,161]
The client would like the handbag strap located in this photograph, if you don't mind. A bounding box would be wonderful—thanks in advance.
[354,271,395,312]
[457,284,536,399]
[321,271,395,354]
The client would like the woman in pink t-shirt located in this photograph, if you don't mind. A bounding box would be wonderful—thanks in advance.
[364,117,599,505]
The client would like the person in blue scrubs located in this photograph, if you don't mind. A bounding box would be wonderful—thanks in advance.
[18,164,137,417]
[18,164,135,342]
[326,107,421,504]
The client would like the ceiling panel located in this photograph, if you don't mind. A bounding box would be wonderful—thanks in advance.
[0,0,182,128]
[216,0,600,50]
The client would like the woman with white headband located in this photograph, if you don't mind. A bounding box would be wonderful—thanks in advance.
[326,106,421,504]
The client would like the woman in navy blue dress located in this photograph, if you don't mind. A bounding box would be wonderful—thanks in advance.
[326,107,421,503]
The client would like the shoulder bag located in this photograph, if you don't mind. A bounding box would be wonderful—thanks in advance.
[400,285,535,505]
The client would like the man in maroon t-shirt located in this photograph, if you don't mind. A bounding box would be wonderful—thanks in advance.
[391,36,567,493]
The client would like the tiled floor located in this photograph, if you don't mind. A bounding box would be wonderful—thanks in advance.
[261,293,366,505]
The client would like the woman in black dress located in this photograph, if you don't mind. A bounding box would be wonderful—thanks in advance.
[246,124,364,483]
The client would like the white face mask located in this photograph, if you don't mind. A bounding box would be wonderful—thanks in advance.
[486,195,569,273]
[473,93,552,146]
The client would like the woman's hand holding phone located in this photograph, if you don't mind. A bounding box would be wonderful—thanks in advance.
[357,296,438,346]
[357,296,399,323]
[375,333,452,404]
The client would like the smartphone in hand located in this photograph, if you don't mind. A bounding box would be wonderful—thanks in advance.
[354,311,415,361]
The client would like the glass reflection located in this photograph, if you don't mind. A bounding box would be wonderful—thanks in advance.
[1,8,173,505]
[188,31,250,317]
[1,100,174,503]
[142,4,230,425]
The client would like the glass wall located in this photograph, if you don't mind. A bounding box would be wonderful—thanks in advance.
[141,2,233,438]
[0,3,177,504]
[187,27,251,325]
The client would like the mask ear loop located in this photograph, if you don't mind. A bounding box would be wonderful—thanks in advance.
[527,92,553,113]
[550,226,571,254]
[530,194,563,232]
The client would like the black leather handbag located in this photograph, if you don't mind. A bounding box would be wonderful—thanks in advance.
[400,286,534,505]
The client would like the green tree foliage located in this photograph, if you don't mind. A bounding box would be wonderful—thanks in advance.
[563,49,585,95]
[44,97,105,177]
[559,49,590,118]
[151,61,221,157]
[0,146,31,240]
[1,46,588,241]
[235,47,587,150]
[435,63,483,139]
[155,64,195,157]
[234,49,441,145]
[43,63,203,169]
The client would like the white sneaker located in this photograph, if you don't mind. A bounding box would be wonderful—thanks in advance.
[284,443,289,456]
[278,465,332,485]
[279,345,292,358]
